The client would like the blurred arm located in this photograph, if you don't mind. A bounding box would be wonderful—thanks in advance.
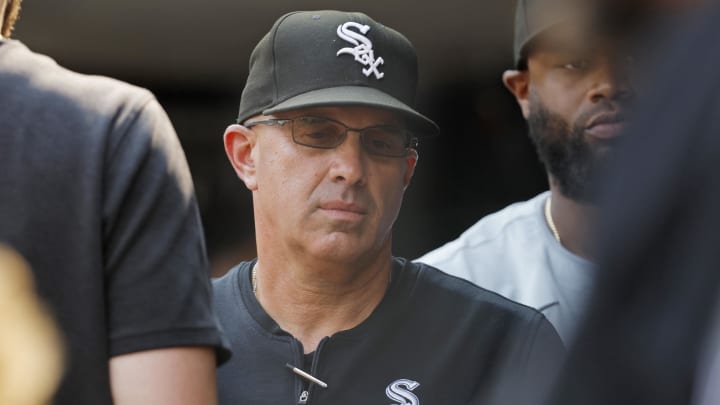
[109,346,217,405]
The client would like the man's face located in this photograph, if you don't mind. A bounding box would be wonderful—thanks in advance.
[506,26,635,202]
[239,106,417,265]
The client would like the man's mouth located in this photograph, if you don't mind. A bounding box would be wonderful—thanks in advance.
[319,201,368,221]
[586,112,627,139]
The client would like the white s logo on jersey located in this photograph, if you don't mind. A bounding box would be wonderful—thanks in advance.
[336,21,385,79]
[385,379,420,405]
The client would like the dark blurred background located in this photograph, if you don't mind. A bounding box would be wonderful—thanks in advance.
[14,0,547,275]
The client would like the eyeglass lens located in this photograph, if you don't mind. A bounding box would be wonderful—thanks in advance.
[292,117,411,157]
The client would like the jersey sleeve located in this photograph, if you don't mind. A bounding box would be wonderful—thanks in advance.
[100,94,229,361]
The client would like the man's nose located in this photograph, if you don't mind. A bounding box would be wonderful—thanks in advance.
[588,59,634,104]
[328,131,368,186]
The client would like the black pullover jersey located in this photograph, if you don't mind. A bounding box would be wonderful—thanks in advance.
[213,258,563,405]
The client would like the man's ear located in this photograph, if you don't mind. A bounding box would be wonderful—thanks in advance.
[223,124,258,191]
[402,149,418,189]
[502,69,531,119]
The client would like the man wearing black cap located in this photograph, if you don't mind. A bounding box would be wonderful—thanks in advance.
[213,10,563,405]
[419,0,635,344]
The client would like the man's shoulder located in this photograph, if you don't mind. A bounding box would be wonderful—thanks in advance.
[387,260,564,405]
[401,259,544,324]
[212,262,251,296]
[211,262,256,331]
[417,192,548,267]
[1,40,155,118]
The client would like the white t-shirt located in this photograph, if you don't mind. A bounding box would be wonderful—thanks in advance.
[417,191,595,343]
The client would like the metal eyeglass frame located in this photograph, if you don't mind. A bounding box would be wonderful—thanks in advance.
[243,116,419,158]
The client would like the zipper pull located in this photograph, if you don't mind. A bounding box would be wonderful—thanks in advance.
[285,363,328,388]
[298,390,309,404]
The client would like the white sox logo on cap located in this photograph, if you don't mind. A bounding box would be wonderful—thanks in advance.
[336,22,385,79]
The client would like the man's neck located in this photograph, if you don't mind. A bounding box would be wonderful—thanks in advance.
[253,249,393,354]
[547,181,599,261]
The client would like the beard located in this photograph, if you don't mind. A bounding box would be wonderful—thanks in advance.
[527,94,615,203]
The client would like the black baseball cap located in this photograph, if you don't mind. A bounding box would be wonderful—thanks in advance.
[237,10,439,137]
[513,0,590,68]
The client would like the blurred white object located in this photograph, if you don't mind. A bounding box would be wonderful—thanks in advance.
[0,245,64,405]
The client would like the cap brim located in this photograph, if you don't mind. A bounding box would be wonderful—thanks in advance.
[263,86,439,137]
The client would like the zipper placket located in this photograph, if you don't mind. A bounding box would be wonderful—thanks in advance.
[296,337,329,405]
[291,339,306,405]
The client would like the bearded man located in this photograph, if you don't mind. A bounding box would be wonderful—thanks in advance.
[418,0,635,343]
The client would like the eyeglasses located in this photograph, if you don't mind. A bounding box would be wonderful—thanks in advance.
[244,116,418,158]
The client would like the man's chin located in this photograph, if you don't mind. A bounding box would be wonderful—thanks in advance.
[549,153,607,204]
[308,233,367,257]
[304,230,390,265]
[590,143,615,161]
